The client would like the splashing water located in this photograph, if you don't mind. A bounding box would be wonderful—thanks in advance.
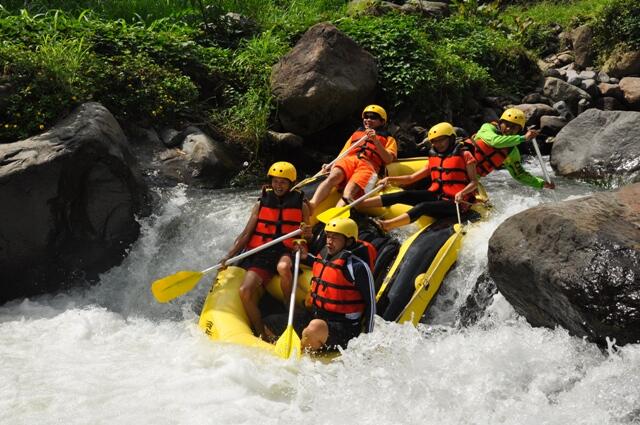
[1,159,639,425]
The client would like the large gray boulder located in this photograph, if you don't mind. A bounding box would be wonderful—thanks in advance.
[551,109,640,184]
[488,183,640,346]
[0,102,148,304]
[271,22,377,136]
[543,77,592,115]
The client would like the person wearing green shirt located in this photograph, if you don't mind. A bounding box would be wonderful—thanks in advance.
[471,108,555,190]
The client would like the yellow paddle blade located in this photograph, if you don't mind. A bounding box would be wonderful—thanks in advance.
[316,205,350,224]
[274,325,301,359]
[151,270,203,303]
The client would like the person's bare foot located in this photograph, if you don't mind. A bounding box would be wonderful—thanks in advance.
[372,217,388,233]
[261,326,278,343]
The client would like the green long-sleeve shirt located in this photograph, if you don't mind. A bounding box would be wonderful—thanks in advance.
[474,123,544,189]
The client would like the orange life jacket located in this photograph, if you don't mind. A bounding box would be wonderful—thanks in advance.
[470,126,510,176]
[246,188,303,250]
[427,143,473,202]
[348,129,391,171]
[309,250,365,316]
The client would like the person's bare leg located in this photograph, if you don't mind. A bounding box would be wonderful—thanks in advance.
[238,271,266,338]
[378,213,411,231]
[339,180,364,207]
[277,255,293,310]
[309,168,345,211]
[301,319,329,350]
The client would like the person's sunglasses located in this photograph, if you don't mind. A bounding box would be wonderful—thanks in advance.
[363,114,381,120]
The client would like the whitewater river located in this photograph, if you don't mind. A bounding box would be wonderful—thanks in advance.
[1,159,639,425]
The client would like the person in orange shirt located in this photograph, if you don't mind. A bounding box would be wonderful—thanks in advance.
[359,122,478,231]
[308,105,398,211]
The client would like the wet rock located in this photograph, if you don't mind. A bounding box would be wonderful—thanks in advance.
[166,126,202,148]
[157,130,237,186]
[159,128,180,148]
[271,22,377,136]
[551,109,640,184]
[488,183,640,346]
[457,272,498,327]
[0,102,148,304]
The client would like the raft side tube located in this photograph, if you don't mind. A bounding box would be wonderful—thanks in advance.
[376,225,455,321]
[396,224,464,325]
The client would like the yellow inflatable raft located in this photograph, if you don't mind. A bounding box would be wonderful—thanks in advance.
[197,157,490,354]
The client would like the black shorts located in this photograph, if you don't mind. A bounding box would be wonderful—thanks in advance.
[264,309,361,351]
[239,245,288,282]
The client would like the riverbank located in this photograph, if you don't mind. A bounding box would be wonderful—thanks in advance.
[3,0,635,172]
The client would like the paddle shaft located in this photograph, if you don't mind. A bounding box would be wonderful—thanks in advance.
[532,138,558,201]
[202,228,302,275]
[292,134,368,190]
[316,184,385,223]
[285,250,301,326]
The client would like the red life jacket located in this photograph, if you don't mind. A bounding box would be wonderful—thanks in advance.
[348,129,391,171]
[470,126,510,176]
[246,188,303,250]
[427,143,473,202]
[351,240,377,270]
[309,250,365,315]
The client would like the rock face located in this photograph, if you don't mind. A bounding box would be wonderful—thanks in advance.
[570,25,594,69]
[543,77,591,115]
[0,102,148,304]
[551,109,640,184]
[602,49,640,79]
[271,22,377,136]
[488,183,640,346]
[156,129,237,186]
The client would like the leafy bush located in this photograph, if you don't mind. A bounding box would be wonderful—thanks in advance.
[338,13,536,124]
[0,38,92,141]
[593,0,640,52]
[0,10,232,143]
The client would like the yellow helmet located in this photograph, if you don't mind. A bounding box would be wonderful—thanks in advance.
[362,104,387,122]
[500,108,526,128]
[267,161,296,182]
[427,122,456,141]
[324,217,358,240]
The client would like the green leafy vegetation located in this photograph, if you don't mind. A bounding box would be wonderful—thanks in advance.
[339,13,537,123]
[593,0,640,52]
[0,0,615,151]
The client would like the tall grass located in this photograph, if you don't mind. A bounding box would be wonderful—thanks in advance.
[501,0,612,27]
[35,33,89,89]
[1,0,193,24]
